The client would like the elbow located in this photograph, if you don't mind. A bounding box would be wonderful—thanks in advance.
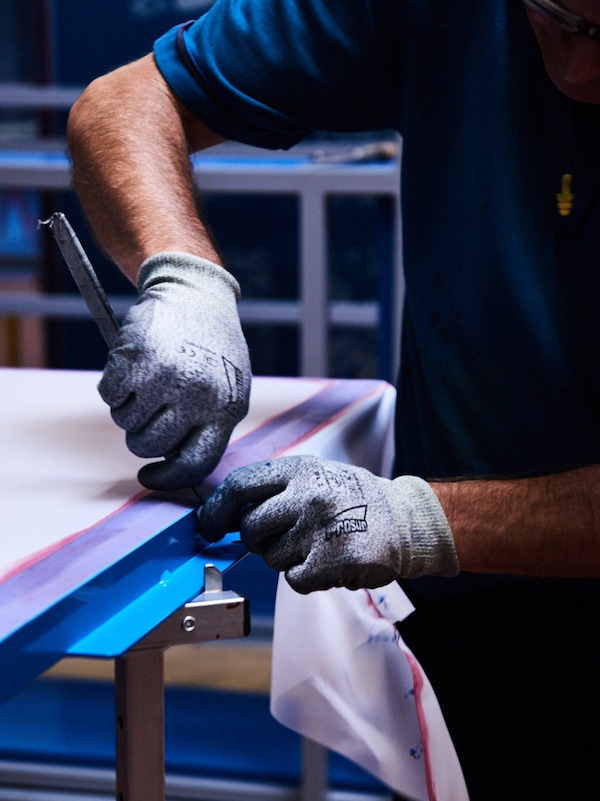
[66,75,107,158]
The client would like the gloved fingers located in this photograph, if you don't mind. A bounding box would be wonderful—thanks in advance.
[97,352,137,409]
[96,307,156,406]
[138,453,210,492]
[124,405,196,458]
[105,365,190,436]
[138,456,188,492]
[285,554,397,594]
[285,557,342,594]
[284,542,352,593]
[99,357,166,436]
[107,394,141,430]
[237,496,301,558]
[198,460,292,542]
[137,425,227,491]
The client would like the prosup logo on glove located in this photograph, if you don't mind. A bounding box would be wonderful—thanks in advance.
[325,505,368,540]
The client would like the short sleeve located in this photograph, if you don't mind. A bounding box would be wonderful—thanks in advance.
[154,0,401,149]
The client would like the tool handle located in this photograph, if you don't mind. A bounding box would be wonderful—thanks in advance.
[40,212,120,347]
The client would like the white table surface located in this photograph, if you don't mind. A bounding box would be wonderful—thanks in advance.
[0,368,395,699]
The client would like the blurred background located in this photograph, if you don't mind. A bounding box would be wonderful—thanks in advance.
[0,0,402,383]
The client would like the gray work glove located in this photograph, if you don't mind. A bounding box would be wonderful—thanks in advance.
[98,252,251,491]
[198,455,459,594]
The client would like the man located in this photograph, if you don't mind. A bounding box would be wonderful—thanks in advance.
[67,1,600,798]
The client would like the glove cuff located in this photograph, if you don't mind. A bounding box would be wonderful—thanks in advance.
[137,251,241,302]
[387,475,460,579]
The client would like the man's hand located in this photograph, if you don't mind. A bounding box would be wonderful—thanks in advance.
[198,455,460,593]
[98,252,251,491]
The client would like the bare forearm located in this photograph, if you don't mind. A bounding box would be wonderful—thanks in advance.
[67,54,224,282]
[430,464,600,577]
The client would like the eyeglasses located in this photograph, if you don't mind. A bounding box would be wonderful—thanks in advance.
[523,0,600,42]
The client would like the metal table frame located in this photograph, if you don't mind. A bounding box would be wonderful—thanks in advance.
[108,563,249,801]
[1,370,395,801]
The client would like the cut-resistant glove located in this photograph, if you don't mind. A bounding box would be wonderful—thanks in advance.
[197,455,459,594]
[98,251,251,491]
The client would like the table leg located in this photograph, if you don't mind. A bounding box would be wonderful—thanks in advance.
[115,648,166,801]
[301,737,328,801]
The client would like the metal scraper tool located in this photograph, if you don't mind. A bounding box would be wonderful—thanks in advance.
[39,212,120,347]
[39,212,238,532]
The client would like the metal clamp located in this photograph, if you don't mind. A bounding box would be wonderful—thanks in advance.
[131,563,250,651]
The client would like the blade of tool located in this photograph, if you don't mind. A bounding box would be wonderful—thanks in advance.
[39,212,119,347]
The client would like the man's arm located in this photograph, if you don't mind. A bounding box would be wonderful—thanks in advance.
[67,53,224,282]
[67,54,252,491]
[431,463,600,577]
[198,459,600,591]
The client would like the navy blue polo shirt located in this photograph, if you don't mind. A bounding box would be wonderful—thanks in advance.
[154,0,600,484]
